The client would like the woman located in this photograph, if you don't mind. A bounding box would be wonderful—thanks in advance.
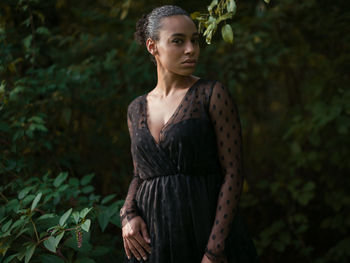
[119,5,259,263]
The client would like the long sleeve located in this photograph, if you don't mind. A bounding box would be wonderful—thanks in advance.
[119,105,143,228]
[205,81,244,261]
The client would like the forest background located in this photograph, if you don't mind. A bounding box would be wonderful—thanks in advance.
[0,0,349,262]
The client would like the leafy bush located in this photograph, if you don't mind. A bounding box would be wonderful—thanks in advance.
[0,172,124,263]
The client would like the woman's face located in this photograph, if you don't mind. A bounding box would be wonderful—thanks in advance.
[151,15,200,76]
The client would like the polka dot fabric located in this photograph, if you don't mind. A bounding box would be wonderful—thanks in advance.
[204,81,244,262]
[119,112,143,228]
[119,78,258,263]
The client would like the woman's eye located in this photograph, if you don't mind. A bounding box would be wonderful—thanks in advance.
[173,39,183,44]
[192,38,199,44]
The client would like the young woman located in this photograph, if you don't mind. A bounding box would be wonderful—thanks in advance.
[119,5,258,263]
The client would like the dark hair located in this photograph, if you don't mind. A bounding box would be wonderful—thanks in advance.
[134,5,191,64]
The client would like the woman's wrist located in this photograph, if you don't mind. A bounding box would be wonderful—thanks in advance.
[120,210,140,227]
[205,246,226,261]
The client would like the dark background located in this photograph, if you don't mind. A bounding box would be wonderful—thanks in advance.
[1,0,349,262]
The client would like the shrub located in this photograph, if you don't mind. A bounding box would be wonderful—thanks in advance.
[0,172,125,263]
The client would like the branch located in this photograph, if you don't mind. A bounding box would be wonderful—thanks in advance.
[0,192,8,203]
[31,218,40,243]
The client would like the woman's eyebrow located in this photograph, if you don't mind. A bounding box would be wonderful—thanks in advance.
[170,32,199,37]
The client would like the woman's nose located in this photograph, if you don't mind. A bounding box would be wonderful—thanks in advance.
[184,41,196,54]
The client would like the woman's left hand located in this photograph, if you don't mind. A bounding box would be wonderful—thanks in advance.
[201,253,228,263]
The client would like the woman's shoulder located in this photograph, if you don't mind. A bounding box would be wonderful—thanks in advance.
[197,78,226,98]
[127,94,145,114]
[198,77,225,90]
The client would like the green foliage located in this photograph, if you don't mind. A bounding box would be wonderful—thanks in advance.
[0,0,349,262]
[192,0,242,44]
[0,172,124,262]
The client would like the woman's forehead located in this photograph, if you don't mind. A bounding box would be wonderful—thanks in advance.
[159,15,197,36]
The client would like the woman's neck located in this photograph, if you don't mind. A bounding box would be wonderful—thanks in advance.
[154,67,198,98]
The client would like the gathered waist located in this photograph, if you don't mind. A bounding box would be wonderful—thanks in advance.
[138,163,222,181]
[142,173,191,181]
[141,171,222,181]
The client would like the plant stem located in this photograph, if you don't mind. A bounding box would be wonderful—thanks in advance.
[0,192,8,203]
[31,218,40,243]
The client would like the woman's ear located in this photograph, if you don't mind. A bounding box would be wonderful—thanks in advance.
[146,38,158,56]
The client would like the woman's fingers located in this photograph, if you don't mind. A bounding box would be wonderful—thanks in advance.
[123,237,132,259]
[140,221,151,244]
[125,237,142,260]
[128,236,148,261]
[122,216,152,260]
[133,232,152,254]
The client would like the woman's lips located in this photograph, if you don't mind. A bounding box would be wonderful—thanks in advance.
[182,59,197,67]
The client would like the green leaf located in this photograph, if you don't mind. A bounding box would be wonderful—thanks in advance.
[59,208,72,226]
[221,24,234,44]
[101,194,116,205]
[109,213,121,228]
[17,245,27,261]
[69,177,80,187]
[3,254,19,263]
[37,213,55,220]
[23,35,32,49]
[120,7,129,20]
[22,194,36,206]
[81,219,91,232]
[18,186,34,199]
[82,185,94,194]
[7,199,19,212]
[36,27,51,35]
[0,229,11,238]
[79,207,93,219]
[203,19,217,44]
[227,0,237,14]
[264,0,270,3]
[58,184,69,192]
[53,172,68,187]
[72,212,80,224]
[2,219,13,232]
[31,192,42,211]
[190,11,201,20]
[44,236,56,253]
[24,244,36,263]
[81,173,94,186]
[98,210,110,232]
[34,124,48,132]
[54,232,64,247]
[10,218,25,231]
[28,116,45,124]
[16,227,30,239]
[208,0,218,12]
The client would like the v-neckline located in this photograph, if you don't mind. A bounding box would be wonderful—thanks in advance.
[143,78,202,146]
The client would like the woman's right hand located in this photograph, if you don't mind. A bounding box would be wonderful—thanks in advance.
[122,215,152,261]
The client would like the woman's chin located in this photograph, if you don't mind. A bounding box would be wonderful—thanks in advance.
[176,68,197,76]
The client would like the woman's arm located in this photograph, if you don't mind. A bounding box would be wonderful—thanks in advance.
[120,103,151,261]
[119,175,142,227]
[119,105,143,227]
[205,81,244,261]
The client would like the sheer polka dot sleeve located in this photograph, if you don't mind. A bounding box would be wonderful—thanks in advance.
[205,81,244,262]
[119,106,143,228]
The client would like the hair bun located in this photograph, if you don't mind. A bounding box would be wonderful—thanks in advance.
[134,13,148,46]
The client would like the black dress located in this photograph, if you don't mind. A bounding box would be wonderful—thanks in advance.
[119,78,259,263]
